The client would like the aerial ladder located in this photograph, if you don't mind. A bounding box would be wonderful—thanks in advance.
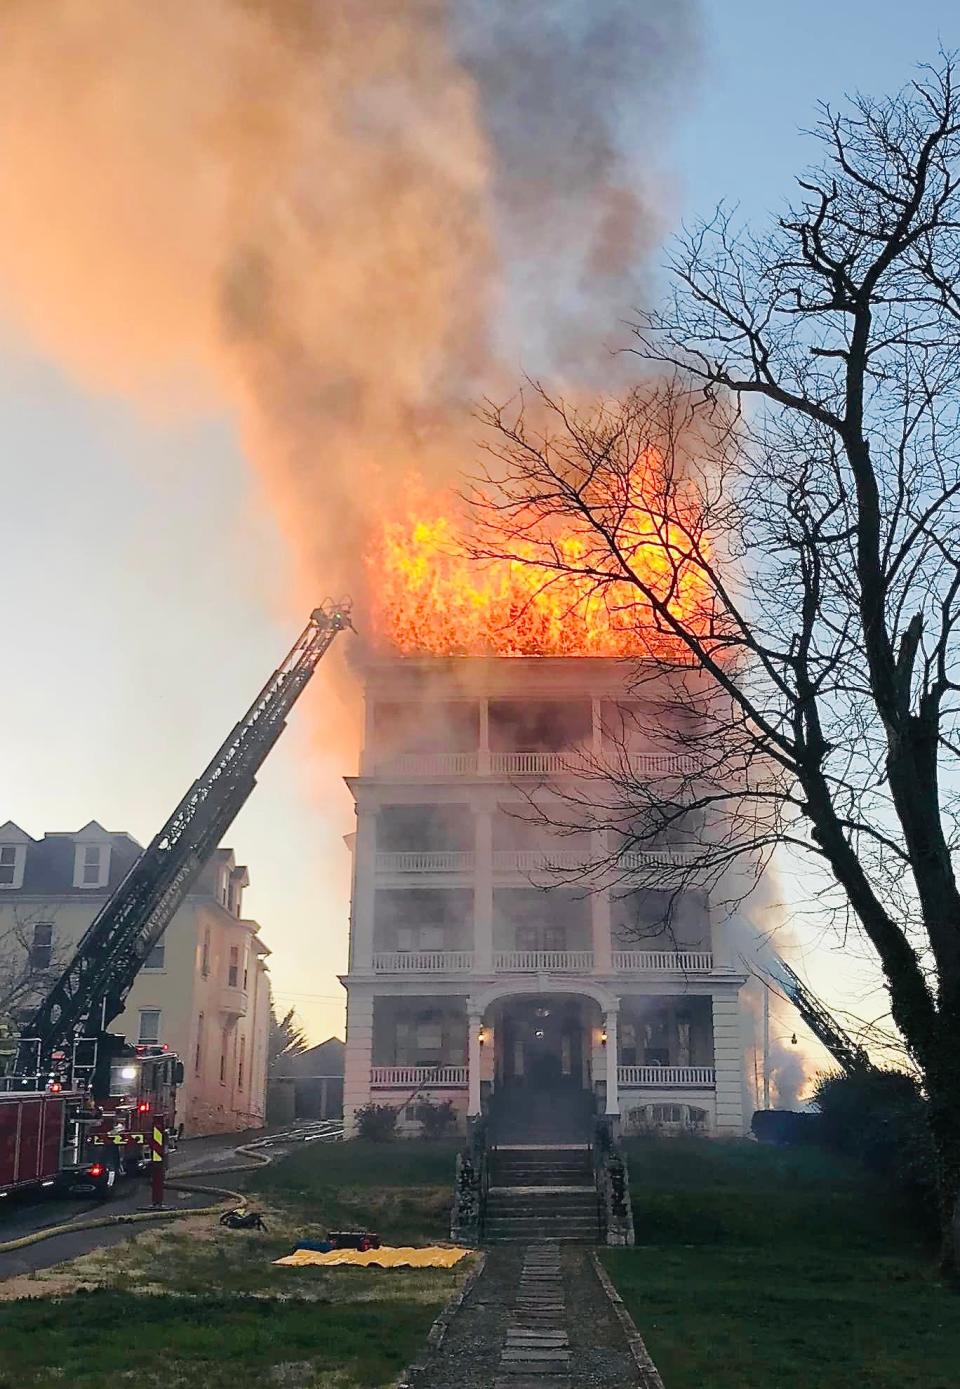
[14,599,354,1095]
[766,953,871,1076]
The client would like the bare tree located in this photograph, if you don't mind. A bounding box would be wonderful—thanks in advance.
[0,906,65,1043]
[465,55,960,1268]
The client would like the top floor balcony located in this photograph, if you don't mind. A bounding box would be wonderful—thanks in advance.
[365,694,702,783]
[371,748,701,780]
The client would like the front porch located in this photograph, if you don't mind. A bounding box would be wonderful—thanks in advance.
[348,983,743,1136]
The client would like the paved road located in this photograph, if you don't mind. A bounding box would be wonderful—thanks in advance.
[0,1124,341,1280]
[0,1132,252,1280]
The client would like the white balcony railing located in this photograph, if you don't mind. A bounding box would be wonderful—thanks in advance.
[375,850,475,874]
[370,749,703,780]
[618,1065,716,1087]
[488,749,588,776]
[372,951,474,973]
[492,848,589,874]
[618,847,700,872]
[370,1065,468,1088]
[375,752,480,777]
[614,951,713,973]
[629,753,701,777]
[494,950,594,973]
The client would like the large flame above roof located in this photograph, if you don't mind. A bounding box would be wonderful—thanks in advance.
[365,457,714,659]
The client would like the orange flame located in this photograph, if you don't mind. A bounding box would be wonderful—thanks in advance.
[365,461,714,659]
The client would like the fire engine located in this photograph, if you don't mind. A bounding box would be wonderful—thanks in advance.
[0,601,352,1200]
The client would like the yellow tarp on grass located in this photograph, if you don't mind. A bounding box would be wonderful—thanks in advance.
[275,1245,469,1269]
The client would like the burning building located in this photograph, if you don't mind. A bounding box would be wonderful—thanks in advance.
[341,653,748,1139]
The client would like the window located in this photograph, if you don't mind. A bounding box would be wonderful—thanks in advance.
[138,1009,161,1045]
[516,925,538,952]
[0,845,22,888]
[144,934,165,970]
[243,956,249,990]
[228,945,239,988]
[650,1104,684,1124]
[75,843,110,889]
[195,1013,204,1075]
[416,1012,443,1063]
[29,922,54,971]
[219,1026,229,1084]
[201,926,210,977]
[238,1035,245,1090]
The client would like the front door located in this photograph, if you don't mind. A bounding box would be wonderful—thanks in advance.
[500,1000,582,1088]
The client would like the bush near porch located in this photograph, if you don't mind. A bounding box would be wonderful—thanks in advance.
[602,1137,959,1389]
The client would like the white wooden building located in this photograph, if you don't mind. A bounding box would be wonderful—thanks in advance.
[340,655,748,1138]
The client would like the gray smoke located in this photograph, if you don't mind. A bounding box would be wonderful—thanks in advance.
[455,1,702,383]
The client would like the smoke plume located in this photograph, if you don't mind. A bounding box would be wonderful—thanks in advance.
[0,0,700,605]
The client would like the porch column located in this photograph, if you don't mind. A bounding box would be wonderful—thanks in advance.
[711,990,746,1134]
[604,1005,620,1116]
[591,696,603,757]
[343,989,375,1134]
[351,808,377,971]
[474,810,494,972]
[468,1009,482,1117]
[591,871,613,974]
[479,698,491,775]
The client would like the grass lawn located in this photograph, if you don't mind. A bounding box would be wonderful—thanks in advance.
[244,1136,461,1244]
[602,1137,960,1389]
[0,1138,466,1389]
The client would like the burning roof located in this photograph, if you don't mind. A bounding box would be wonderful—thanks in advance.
[365,460,714,660]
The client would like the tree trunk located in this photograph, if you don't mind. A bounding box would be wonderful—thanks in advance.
[926,1057,960,1275]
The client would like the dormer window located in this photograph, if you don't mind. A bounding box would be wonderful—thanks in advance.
[74,842,110,889]
[0,844,25,889]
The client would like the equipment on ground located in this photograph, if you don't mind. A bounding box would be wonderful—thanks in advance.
[767,953,871,1076]
[2,601,352,1199]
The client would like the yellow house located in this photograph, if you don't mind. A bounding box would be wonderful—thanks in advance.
[0,820,271,1135]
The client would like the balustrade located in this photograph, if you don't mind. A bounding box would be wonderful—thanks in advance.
[493,949,594,973]
[617,1065,716,1087]
[372,950,474,973]
[370,1064,468,1088]
[613,950,713,973]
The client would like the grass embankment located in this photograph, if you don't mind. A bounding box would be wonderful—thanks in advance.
[602,1137,959,1389]
[0,1139,465,1389]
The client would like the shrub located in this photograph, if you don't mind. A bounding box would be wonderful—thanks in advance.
[354,1102,399,1142]
[812,1068,935,1198]
[416,1098,457,1139]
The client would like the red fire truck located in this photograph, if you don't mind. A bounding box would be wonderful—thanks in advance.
[1,1045,182,1199]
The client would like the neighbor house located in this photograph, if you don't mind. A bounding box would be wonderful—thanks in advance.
[0,820,271,1134]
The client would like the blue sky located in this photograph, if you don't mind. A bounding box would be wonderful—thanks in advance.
[1,2,955,1043]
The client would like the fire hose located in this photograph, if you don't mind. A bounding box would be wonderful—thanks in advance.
[0,1140,273,1255]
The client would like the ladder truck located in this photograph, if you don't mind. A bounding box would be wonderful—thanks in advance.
[767,953,872,1076]
[1,600,352,1199]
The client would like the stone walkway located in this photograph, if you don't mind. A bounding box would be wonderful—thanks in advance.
[415,1243,638,1389]
[495,1243,570,1386]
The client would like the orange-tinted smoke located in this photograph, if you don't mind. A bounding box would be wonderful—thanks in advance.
[0,1,495,604]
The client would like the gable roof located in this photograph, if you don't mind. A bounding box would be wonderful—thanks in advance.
[0,822,35,845]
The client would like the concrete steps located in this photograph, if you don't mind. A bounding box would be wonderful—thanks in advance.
[485,1147,600,1244]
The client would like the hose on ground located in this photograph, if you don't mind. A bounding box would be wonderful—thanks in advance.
[0,1139,276,1255]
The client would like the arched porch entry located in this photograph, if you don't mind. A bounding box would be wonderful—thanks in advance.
[466,979,620,1138]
